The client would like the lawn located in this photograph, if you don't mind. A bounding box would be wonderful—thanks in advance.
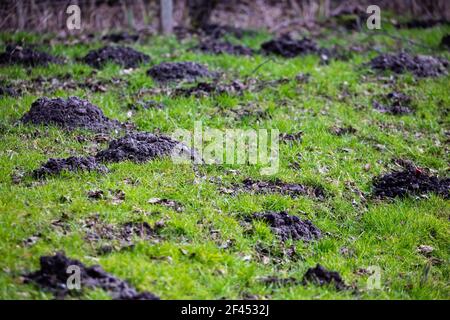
[0,20,449,300]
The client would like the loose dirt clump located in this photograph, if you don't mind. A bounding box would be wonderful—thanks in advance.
[23,251,159,299]
[247,211,321,242]
[441,35,450,49]
[0,85,19,97]
[102,32,139,43]
[195,40,253,56]
[33,156,107,178]
[280,132,303,143]
[303,264,349,291]
[226,178,325,199]
[83,46,150,69]
[261,35,331,59]
[95,132,200,163]
[373,91,414,115]
[0,44,62,67]
[396,19,450,29]
[147,62,213,83]
[373,163,449,199]
[369,52,448,77]
[21,97,122,132]
[259,276,299,287]
[83,216,160,245]
[330,126,357,136]
[174,80,245,97]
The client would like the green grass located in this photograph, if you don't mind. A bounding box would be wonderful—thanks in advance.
[0,22,449,300]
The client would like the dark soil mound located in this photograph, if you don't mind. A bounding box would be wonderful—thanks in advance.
[95,132,200,163]
[24,252,159,299]
[369,52,448,77]
[397,19,450,29]
[33,156,107,178]
[83,46,150,68]
[147,62,213,83]
[21,96,121,132]
[102,32,139,43]
[441,34,450,49]
[200,24,255,39]
[195,40,253,56]
[373,91,414,115]
[249,211,321,242]
[235,178,325,199]
[373,165,449,199]
[261,35,328,58]
[303,264,348,291]
[0,44,61,67]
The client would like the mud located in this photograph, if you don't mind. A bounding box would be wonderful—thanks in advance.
[23,252,159,299]
[95,132,200,163]
[83,46,150,69]
[227,178,325,199]
[303,264,348,291]
[0,44,61,67]
[33,156,107,178]
[369,52,448,77]
[102,32,139,43]
[373,91,414,115]
[195,40,253,56]
[373,163,449,199]
[247,211,321,242]
[261,35,332,60]
[21,96,122,132]
[147,62,213,83]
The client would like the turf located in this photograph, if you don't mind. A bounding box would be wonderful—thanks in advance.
[0,22,449,300]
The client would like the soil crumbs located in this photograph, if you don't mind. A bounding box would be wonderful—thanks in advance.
[21,96,122,132]
[0,44,61,66]
[33,156,107,178]
[147,62,213,83]
[83,46,150,68]
[373,91,414,115]
[82,215,161,246]
[195,40,253,56]
[23,251,159,299]
[369,52,448,77]
[225,178,325,199]
[303,264,349,291]
[373,163,449,199]
[95,132,199,163]
[174,80,245,97]
[248,211,321,242]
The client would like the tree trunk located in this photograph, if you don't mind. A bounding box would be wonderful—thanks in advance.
[160,0,173,34]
